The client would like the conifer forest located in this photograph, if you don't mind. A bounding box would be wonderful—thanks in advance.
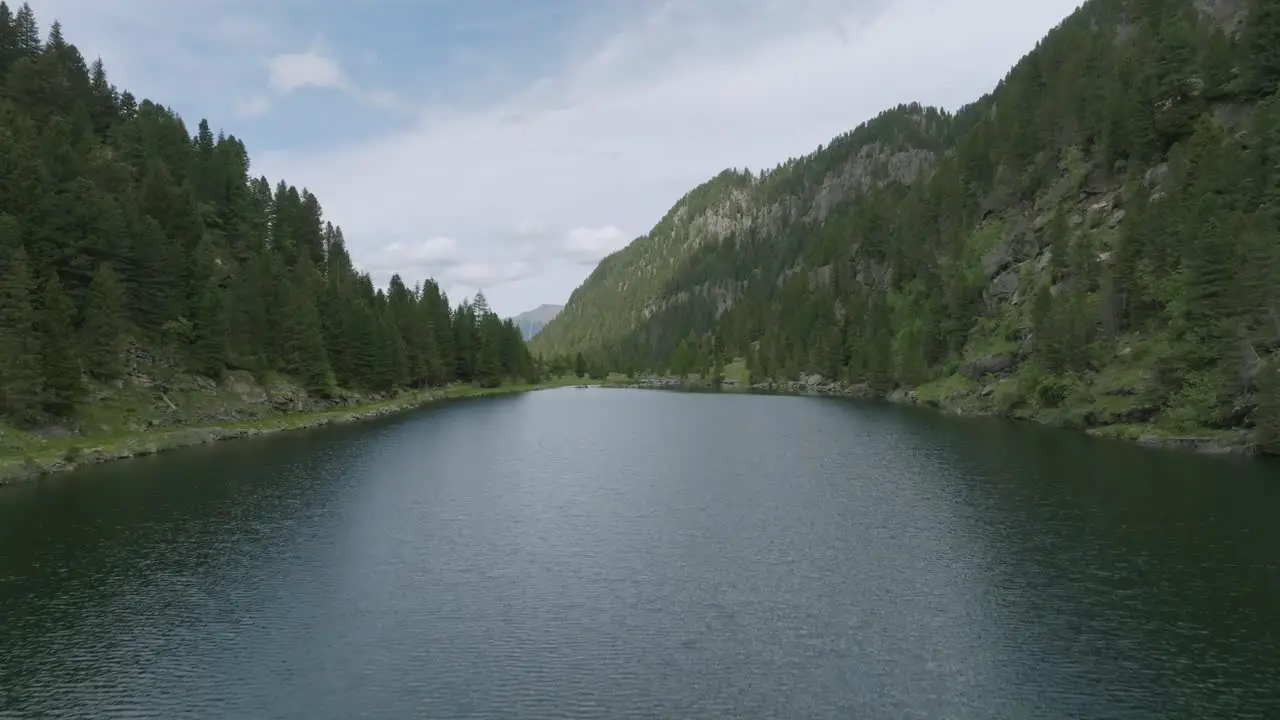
[0,2,535,436]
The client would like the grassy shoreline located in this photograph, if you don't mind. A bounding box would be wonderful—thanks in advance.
[0,377,596,485]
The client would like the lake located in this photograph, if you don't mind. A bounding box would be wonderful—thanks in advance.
[2,388,1278,719]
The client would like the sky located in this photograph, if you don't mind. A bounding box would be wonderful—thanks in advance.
[28,0,1083,318]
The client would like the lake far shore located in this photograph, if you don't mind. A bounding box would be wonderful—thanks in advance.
[600,375,1258,458]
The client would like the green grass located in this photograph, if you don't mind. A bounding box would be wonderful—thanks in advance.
[722,358,750,386]
[0,376,594,482]
[914,374,980,409]
[965,217,1005,263]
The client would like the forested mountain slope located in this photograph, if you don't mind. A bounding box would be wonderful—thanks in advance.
[532,107,956,359]
[0,3,534,444]
[532,0,1280,451]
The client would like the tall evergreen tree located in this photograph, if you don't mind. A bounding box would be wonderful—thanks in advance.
[188,234,228,377]
[37,270,80,416]
[80,263,126,380]
[0,244,42,424]
[1242,0,1280,99]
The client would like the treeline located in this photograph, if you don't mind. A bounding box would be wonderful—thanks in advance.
[0,3,534,428]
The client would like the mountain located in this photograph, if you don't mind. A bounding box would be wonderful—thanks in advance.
[0,2,536,438]
[532,0,1280,452]
[511,304,563,340]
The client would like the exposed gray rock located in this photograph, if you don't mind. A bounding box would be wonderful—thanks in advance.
[984,267,1021,308]
[1144,163,1171,190]
[979,188,1016,218]
[1194,0,1248,34]
[886,388,918,405]
[1085,197,1114,226]
[981,240,1014,280]
[960,353,1016,380]
[807,143,935,223]
[1036,175,1077,213]
[980,217,1033,281]
[808,264,833,290]
[1212,102,1253,130]
[854,257,892,289]
[1017,332,1036,359]
[1036,248,1053,272]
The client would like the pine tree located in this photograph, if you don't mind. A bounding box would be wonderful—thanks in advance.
[1178,212,1236,368]
[1046,209,1068,283]
[476,328,502,388]
[37,270,81,416]
[124,215,181,332]
[1242,0,1280,99]
[12,2,38,58]
[0,3,18,76]
[0,245,43,424]
[863,294,893,391]
[188,235,228,377]
[1031,282,1066,374]
[375,312,408,391]
[80,263,127,379]
[279,278,332,394]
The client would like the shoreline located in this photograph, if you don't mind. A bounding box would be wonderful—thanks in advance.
[7,373,1259,485]
[600,377,1260,458]
[0,381,588,485]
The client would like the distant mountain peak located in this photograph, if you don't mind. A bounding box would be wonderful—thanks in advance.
[510,304,563,340]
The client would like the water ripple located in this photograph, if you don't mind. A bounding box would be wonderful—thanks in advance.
[2,390,1279,719]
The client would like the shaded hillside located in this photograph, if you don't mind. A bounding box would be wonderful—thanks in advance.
[533,0,1280,450]
[0,2,535,445]
[512,303,562,339]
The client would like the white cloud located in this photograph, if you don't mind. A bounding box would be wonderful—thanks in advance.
[262,44,404,111]
[444,260,538,289]
[268,49,349,92]
[562,226,629,264]
[503,219,627,265]
[363,236,463,278]
[235,95,272,118]
[252,0,1083,315]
